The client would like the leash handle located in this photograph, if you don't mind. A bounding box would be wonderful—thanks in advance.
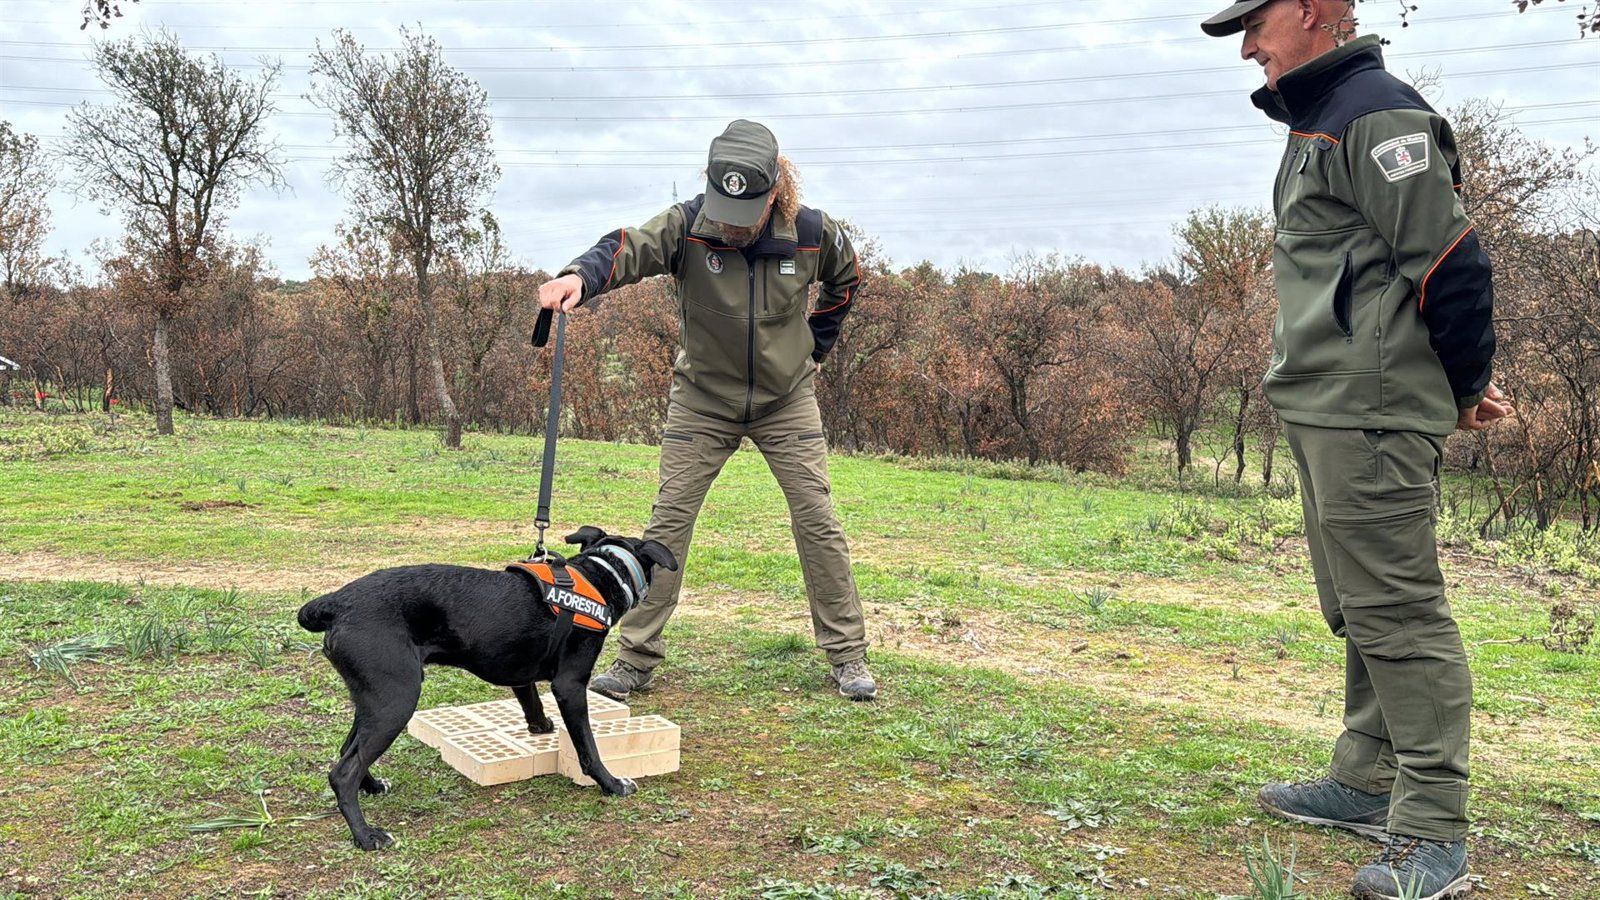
[532,307,555,348]
[533,309,567,556]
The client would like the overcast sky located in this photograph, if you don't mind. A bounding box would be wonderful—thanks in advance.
[2,0,1595,280]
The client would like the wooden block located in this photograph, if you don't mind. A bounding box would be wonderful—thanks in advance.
[412,691,629,748]
[558,715,681,786]
[406,705,495,749]
[542,691,632,723]
[438,730,560,785]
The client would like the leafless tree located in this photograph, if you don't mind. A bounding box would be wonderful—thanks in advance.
[1118,207,1274,477]
[0,121,54,299]
[309,28,500,449]
[59,31,283,435]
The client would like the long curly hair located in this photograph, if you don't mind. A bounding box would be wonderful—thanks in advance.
[771,154,801,225]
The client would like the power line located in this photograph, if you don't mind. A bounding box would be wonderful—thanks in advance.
[6,56,1593,106]
[35,100,1590,158]
[0,35,1575,77]
[0,6,1569,55]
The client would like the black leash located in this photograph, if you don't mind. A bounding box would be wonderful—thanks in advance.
[531,307,566,559]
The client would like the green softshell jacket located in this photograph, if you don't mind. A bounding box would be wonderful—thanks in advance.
[562,195,861,423]
[1256,35,1496,436]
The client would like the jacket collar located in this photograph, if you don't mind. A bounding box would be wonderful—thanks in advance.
[689,198,799,259]
[1252,34,1386,126]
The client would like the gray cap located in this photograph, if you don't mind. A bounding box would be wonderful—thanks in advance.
[703,120,779,228]
[1202,0,1275,36]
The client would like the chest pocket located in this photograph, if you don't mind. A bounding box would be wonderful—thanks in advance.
[759,255,816,318]
[1276,134,1364,235]
[678,238,749,318]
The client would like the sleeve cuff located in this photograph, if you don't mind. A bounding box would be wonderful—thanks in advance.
[1456,390,1485,411]
[557,265,593,306]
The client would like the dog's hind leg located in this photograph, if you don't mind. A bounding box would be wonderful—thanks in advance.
[338,724,392,796]
[328,652,422,850]
[511,682,554,735]
[550,671,637,797]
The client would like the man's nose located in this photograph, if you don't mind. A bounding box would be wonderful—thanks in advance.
[1240,35,1255,61]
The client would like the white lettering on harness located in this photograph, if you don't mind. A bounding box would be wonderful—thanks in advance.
[549,587,610,625]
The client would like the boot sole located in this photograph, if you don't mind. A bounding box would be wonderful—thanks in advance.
[1259,798,1389,842]
[1351,873,1470,900]
[837,685,877,702]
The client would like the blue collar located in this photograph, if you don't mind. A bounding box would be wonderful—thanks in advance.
[592,544,648,607]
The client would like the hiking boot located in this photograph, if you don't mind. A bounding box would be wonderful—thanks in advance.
[1258,776,1390,841]
[589,659,655,701]
[828,659,877,701]
[1351,835,1470,899]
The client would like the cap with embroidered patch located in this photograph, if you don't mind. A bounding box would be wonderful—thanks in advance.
[704,120,779,228]
[1202,0,1276,36]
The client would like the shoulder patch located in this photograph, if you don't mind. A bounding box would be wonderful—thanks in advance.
[1370,133,1431,183]
[835,227,845,251]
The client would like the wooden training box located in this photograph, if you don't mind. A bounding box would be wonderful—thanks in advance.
[407,691,680,787]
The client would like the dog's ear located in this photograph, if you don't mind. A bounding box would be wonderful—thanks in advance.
[636,540,678,573]
[564,526,608,550]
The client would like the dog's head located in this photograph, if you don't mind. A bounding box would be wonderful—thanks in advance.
[564,527,678,613]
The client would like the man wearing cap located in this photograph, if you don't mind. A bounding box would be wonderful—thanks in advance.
[1201,2,1508,898]
[535,120,876,702]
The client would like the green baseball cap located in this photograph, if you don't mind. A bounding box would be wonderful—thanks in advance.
[1202,0,1275,36]
[704,120,779,228]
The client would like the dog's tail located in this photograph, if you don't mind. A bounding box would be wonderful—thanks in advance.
[296,590,343,633]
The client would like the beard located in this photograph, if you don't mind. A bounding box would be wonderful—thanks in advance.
[717,209,771,248]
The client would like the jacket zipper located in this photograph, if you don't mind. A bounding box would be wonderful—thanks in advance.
[744,262,756,421]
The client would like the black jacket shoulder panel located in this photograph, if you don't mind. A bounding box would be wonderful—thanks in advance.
[796,206,825,248]
[1297,68,1435,139]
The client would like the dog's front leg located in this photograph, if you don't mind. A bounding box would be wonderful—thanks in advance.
[551,672,637,797]
[511,682,554,734]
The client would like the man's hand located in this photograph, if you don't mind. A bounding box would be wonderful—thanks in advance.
[538,274,585,312]
[1456,383,1512,432]
[813,360,823,375]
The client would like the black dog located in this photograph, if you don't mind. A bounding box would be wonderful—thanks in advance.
[297,526,676,850]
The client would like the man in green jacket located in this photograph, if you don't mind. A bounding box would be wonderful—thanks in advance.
[535,120,876,701]
[1203,2,1510,898]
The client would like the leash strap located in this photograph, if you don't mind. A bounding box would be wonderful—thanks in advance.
[531,308,566,556]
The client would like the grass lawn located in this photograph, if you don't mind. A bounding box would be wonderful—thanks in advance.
[1,410,1596,898]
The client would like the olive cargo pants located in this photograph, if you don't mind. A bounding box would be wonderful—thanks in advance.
[615,390,869,671]
[1286,423,1471,842]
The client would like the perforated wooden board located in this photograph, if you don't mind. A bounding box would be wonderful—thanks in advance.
[415,698,674,787]
[438,730,541,786]
[407,691,630,748]
[557,715,681,787]
[406,705,496,749]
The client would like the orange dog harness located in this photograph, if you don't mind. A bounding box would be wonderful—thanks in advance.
[506,560,611,632]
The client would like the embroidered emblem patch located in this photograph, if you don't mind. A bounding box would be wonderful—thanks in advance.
[722,172,747,196]
[706,251,724,274]
[1371,133,1431,183]
[780,260,797,275]
[835,228,845,251]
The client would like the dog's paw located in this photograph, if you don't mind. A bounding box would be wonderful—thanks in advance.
[525,721,556,736]
[353,828,395,851]
[360,777,391,796]
[603,777,638,798]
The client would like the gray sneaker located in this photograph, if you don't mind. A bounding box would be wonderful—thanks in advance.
[1352,835,1470,900]
[1258,776,1390,841]
[589,660,655,701]
[828,659,877,701]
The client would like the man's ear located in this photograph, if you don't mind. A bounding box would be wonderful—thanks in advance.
[564,526,608,550]
[637,540,679,573]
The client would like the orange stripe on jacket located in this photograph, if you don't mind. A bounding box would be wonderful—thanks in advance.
[1419,226,1475,312]
[602,230,627,290]
[1291,130,1340,144]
